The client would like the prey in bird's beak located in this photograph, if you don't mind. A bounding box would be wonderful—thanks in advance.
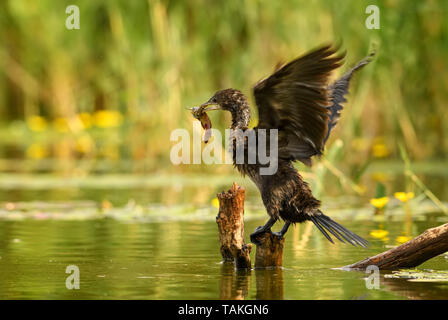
[189,101,221,143]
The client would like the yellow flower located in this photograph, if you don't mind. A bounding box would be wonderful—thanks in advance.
[370,229,389,239]
[26,116,47,132]
[78,113,92,129]
[396,235,412,244]
[394,192,415,202]
[371,172,388,182]
[372,143,389,158]
[93,110,123,128]
[26,143,48,159]
[75,135,94,154]
[351,137,369,152]
[370,196,389,209]
[53,117,70,132]
[101,145,119,160]
[211,197,220,209]
[101,200,113,210]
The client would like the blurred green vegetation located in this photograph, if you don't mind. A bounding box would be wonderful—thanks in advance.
[1,1,448,300]
[0,0,446,182]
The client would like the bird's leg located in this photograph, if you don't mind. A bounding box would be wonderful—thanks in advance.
[272,222,291,239]
[250,217,277,244]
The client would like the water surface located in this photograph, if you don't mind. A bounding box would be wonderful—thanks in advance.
[0,173,447,299]
[0,217,447,299]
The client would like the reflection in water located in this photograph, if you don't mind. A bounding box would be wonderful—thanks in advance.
[0,216,447,299]
[382,275,448,300]
[255,268,284,300]
[219,263,251,300]
[292,222,313,255]
[219,263,284,300]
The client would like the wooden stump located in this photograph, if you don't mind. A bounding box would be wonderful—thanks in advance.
[216,182,252,269]
[343,223,448,270]
[254,232,284,268]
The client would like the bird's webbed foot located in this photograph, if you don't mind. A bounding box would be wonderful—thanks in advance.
[250,217,277,245]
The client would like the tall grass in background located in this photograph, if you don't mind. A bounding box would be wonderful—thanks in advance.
[0,0,446,185]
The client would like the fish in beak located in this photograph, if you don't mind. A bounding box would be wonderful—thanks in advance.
[189,102,221,143]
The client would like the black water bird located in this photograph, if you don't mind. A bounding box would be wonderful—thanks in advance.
[196,44,374,247]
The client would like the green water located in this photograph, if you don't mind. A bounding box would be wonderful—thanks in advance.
[0,174,447,300]
[0,218,447,299]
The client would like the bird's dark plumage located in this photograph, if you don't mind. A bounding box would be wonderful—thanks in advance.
[323,51,375,145]
[254,44,344,164]
[196,44,374,247]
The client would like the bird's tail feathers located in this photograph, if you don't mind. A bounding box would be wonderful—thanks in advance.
[309,211,369,248]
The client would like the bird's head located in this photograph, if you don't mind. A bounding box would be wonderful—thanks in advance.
[190,88,250,132]
[198,88,247,113]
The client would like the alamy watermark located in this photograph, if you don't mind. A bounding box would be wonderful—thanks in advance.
[66,5,80,30]
[365,5,380,29]
[170,122,279,175]
[365,265,380,289]
[66,265,80,290]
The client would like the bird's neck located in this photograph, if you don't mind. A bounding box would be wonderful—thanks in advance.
[230,102,251,129]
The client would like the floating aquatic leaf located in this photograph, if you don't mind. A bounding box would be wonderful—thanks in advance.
[385,269,448,283]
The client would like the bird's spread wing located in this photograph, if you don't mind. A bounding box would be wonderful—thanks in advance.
[323,51,375,145]
[253,44,344,165]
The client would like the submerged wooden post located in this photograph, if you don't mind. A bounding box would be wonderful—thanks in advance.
[343,223,448,270]
[253,232,284,268]
[216,182,252,269]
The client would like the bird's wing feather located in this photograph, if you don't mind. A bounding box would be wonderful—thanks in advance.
[323,51,375,144]
[253,44,345,165]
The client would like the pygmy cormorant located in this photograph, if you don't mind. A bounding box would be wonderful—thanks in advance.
[193,44,373,247]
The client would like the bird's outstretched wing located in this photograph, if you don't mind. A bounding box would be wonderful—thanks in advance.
[253,44,344,166]
[323,51,375,145]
